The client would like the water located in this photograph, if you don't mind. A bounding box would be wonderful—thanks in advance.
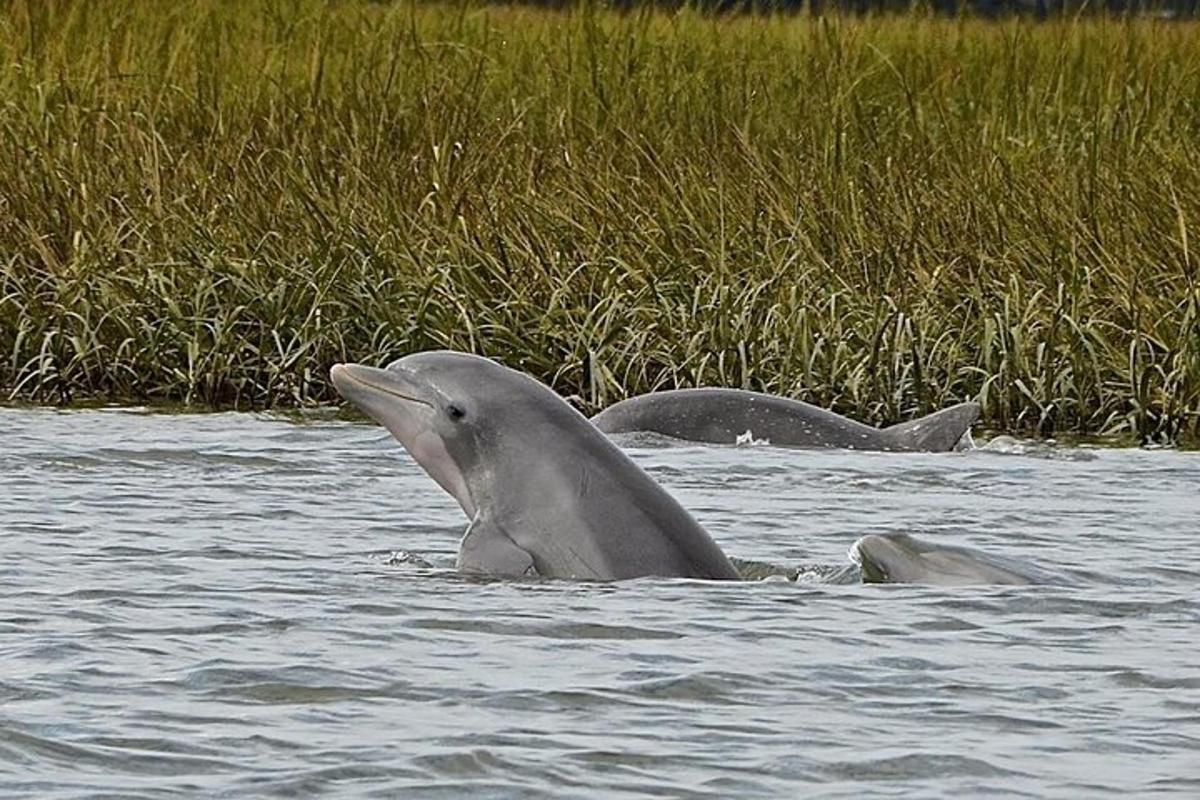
[2,407,1197,798]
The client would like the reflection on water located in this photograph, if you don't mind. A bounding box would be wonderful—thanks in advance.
[1,408,1198,797]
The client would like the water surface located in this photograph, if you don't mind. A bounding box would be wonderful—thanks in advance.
[1,408,1197,797]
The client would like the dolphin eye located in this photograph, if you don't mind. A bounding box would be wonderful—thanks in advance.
[446,404,466,421]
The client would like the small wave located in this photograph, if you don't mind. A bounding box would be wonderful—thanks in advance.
[978,435,1100,461]
[0,726,237,776]
[406,617,683,641]
[817,751,1029,781]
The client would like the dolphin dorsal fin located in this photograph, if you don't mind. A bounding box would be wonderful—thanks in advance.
[881,403,981,452]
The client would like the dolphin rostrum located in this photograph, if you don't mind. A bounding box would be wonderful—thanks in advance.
[591,388,979,451]
[331,352,741,581]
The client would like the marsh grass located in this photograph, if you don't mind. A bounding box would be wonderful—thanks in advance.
[1,1,1198,440]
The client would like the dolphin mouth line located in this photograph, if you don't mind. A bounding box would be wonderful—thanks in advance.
[337,368,433,408]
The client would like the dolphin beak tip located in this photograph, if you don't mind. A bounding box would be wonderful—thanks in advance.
[330,363,355,396]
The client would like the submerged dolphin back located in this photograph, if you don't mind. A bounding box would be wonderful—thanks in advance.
[592,388,880,448]
[592,388,978,452]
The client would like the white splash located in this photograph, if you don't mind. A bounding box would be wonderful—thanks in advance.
[735,429,770,447]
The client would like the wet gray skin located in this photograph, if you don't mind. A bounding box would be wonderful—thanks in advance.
[591,389,979,452]
[330,352,741,581]
[851,533,1056,586]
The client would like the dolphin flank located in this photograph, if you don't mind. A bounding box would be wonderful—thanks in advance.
[331,352,741,582]
[591,388,979,452]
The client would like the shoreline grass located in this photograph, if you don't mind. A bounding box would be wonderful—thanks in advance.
[2,1,1198,441]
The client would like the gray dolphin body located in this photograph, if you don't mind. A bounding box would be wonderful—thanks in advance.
[591,389,979,452]
[330,352,740,581]
[851,533,1055,586]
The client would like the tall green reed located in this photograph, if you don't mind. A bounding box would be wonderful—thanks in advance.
[1,1,1197,440]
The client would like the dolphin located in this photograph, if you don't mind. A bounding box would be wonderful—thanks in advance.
[330,352,741,581]
[590,389,979,452]
[850,533,1056,586]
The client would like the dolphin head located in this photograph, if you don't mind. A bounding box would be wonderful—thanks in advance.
[850,533,925,583]
[850,532,1046,586]
[330,351,583,519]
